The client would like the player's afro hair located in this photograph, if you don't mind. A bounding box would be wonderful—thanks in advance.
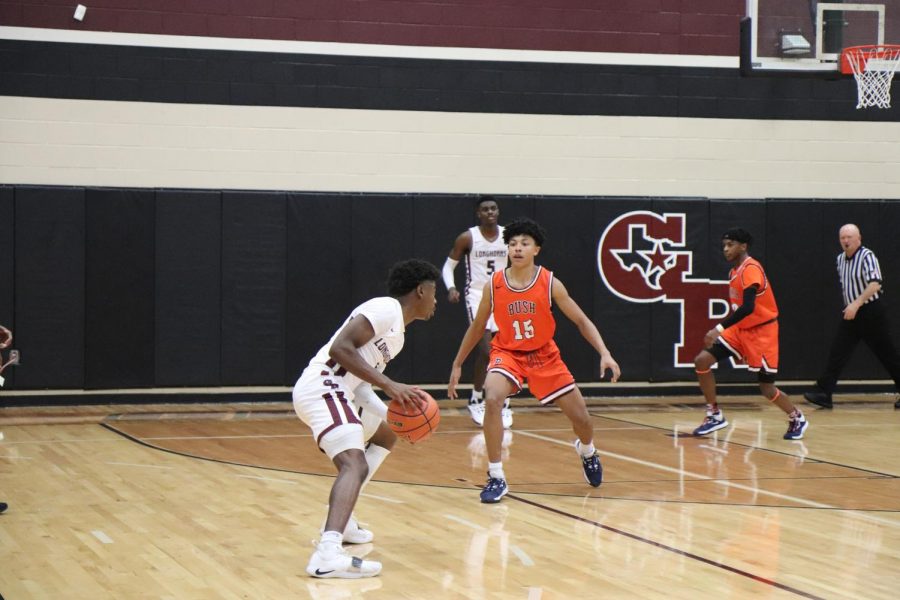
[503,217,546,247]
[721,227,753,247]
[387,259,440,297]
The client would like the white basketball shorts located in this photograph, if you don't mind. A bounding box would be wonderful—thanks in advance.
[466,290,498,333]
[293,366,383,460]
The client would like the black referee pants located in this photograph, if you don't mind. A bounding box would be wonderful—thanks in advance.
[816,300,900,395]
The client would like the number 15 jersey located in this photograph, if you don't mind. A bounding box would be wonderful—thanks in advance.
[491,266,556,352]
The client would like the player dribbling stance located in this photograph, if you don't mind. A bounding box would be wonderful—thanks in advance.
[294,259,440,578]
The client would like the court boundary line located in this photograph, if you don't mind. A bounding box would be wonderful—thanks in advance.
[98,422,477,494]
[99,421,899,513]
[516,429,900,520]
[597,413,900,479]
[98,421,827,598]
[504,490,900,513]
[508,494,826,600]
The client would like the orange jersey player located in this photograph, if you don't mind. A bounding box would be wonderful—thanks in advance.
[693,228,808,440]
[448,218,621,503]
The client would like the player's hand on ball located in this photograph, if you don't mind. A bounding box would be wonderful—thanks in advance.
[385,382,427,411]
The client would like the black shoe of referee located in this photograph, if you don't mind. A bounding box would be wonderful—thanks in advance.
[894,395,900,410]
[803,390,833,409]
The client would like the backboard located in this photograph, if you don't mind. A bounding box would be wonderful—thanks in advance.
[742,0,900,73]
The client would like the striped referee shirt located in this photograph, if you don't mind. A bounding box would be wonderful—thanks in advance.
[837,246,883,307]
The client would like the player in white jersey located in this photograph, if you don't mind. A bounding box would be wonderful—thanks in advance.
[443,196,513,428]
[294,259,439,579]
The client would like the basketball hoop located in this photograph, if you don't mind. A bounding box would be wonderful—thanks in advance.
[840,44,900,109]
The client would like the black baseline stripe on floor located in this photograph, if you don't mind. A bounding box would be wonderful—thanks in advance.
[509,493,827,600]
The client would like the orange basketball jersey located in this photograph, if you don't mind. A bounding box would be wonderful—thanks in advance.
[729,257,778,329]
[490,266,556,352]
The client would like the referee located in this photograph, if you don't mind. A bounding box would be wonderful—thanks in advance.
[804,224,900,409]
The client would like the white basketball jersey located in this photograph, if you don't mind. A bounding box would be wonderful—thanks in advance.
[465,225,507,298]
[306,297,405,398]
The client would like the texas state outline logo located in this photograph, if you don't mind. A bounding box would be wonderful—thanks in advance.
[597,211,731,368]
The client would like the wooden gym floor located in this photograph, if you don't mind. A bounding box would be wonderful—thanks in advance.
[1,395,898,599]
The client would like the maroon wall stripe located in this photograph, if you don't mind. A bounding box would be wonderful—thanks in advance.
[2,0,745,56]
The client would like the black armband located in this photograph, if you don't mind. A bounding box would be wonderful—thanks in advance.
[718,286,757,330]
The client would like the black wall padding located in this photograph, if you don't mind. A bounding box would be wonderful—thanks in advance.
[0,187,14,387]
[4,186,900,391]
[877,201,900,356]
[84,189,156,388]
[350,195,416,382]
[285,193,353,384]
[155,190,222,386]
[221,192,286,385]
[14,187,85,388]
[765,200,827,380]
[536,197,596,380]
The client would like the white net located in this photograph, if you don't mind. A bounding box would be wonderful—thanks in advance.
[845,46,900,109]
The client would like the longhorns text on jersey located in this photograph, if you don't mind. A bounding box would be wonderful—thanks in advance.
[465,225,507,297]
[597,211,731,368]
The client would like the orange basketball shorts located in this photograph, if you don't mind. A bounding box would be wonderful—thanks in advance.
[720,319,779,373]
[488,340,576,404]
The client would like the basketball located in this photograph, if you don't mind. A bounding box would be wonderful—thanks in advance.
[386,393,440,443]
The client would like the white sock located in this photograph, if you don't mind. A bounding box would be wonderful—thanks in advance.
[470,390,483,404]
[361,443,391,491]
[319,530,343,554]
[578,441,596,457]
[488,461,505,480]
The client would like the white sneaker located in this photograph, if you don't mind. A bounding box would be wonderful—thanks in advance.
[306,545,382,579]
[501,399,513,429]
[343,515,374,544]
[468,401,485,427]
[320,514,374,544]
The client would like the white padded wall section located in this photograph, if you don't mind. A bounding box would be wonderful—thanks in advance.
[1,96,899,198]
